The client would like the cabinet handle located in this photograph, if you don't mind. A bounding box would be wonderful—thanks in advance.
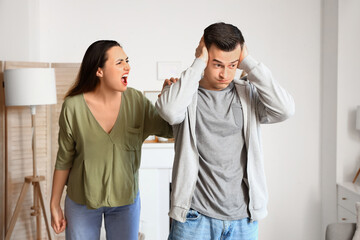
[342,197,347,200]
[342,218,347,221]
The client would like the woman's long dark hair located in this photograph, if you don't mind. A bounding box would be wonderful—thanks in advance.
[65,40,121,98]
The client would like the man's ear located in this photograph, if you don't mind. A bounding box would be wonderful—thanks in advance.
[96,67,103,78]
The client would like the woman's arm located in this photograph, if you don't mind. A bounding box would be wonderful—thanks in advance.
[50,169,70,234]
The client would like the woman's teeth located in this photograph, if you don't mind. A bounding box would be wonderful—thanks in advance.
[122,75,128,83]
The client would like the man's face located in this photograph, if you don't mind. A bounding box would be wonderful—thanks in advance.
[201,44,241,91]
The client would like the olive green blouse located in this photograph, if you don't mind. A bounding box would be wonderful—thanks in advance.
[55,88,172,209]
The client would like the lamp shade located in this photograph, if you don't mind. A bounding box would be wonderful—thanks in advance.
[4,68,57,106]
[357,106,360,130]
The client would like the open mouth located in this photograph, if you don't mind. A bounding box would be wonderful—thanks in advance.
[121,74,128,86]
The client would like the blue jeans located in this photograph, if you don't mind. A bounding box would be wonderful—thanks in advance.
[168,209,258,240]
[65,192,140,240]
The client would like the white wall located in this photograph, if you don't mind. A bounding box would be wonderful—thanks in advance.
[0,0,322,239]
[321,0,339,236]
[337,0,360,183]
[0,0,32,61]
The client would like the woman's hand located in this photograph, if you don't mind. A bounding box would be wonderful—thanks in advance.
[51,204,67,234]
[158,77,179,97]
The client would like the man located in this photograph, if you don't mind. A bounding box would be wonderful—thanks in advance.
[156,22,295,240]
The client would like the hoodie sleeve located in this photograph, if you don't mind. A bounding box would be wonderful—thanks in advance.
[239,55,295,123]
[155,58,206,125]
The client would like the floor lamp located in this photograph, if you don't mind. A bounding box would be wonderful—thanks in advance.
[4,68,57,240]
[353,106,360,183]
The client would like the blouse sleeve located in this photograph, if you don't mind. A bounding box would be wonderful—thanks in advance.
[55,101,76,170]
[142,94,173,141]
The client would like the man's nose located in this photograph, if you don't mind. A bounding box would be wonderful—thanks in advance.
[220,68,229,79]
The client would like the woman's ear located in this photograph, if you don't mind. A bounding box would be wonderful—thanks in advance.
[96,67,103,78]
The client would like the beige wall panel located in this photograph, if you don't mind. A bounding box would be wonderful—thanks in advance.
[50,63,79,240]
[0,61,5,239]
[50,63,79,167]
[2,61,79,240]
[4,61,52,239]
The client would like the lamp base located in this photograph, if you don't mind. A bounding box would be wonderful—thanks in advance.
[5,176,52,240]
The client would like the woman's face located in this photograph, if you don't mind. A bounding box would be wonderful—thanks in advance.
[97,46,130,92]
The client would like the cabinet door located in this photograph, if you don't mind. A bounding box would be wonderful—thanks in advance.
[139,169,171,240]
[338,205,357,223]
[338,185,360,214]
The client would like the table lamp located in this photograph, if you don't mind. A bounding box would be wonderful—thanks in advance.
[4,68,56,240]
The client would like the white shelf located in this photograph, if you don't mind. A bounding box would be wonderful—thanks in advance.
[141,143,174,169]
[337,182,360,223]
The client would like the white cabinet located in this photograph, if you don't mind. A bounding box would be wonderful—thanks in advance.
[337,182,360,223]
[139,143,174,240]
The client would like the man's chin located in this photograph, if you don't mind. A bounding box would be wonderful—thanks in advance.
[218,81,231,86]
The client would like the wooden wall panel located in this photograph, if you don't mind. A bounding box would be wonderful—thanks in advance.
[50,63,79,240]
[50,63,80,168]
[2,61,79,240]
[4,61,51,240]
[0,61,5,240]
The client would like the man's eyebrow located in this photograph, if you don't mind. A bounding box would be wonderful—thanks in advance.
[212,59,224,64]
[212,59,239,64]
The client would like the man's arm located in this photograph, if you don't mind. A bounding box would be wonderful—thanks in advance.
[155,37,208,125]
[238,45,295,123]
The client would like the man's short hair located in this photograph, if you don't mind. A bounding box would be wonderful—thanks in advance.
[204,22,245,51]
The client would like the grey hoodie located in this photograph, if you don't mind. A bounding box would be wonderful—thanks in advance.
[156,55,295,223]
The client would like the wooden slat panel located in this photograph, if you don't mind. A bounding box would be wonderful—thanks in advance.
[2,61,79,240]
[0,61,5,240]
[4,62,49,69]
[4,61,52,240]
[50,63,79,240]
[50,63,79,167]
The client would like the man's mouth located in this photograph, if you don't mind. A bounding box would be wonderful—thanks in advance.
[217,79,228,83]
[121,74,128,85]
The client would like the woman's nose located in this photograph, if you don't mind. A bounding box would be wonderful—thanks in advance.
[124,62,130,71]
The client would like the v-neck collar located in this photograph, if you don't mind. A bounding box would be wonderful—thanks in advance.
[82,93,123,136]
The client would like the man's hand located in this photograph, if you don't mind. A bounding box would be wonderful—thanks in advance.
[158,77,179,97]
[195,36,208,64]
[51,204,67,234]
[238,44,248,67]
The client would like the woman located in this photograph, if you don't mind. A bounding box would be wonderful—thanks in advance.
[50,40,172,239]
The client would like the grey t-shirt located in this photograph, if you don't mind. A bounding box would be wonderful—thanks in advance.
[191,81,249,220]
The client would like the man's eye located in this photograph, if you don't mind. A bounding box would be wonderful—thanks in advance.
[215,64,221,68]
[126,60,129,63]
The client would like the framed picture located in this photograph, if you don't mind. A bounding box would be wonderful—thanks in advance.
[143,90,175,144]
[144,91,161,105]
